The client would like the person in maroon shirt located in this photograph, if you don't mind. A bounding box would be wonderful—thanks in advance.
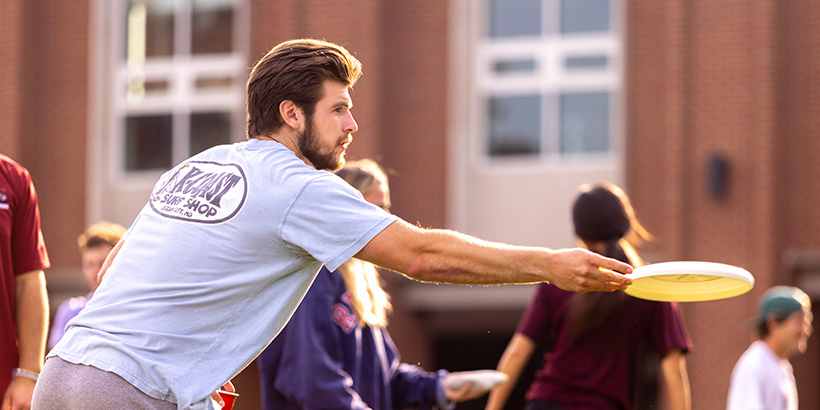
[0,154,50,410]
[486,183,693,410]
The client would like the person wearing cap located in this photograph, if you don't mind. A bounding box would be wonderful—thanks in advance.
[726,286,813,410]
[485,183,693,410]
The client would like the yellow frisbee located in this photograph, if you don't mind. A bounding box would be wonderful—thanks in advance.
[624,261,754,302]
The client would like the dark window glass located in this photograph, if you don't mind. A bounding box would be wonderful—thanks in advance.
[192,0,235,54]
[125,115,173,170]
[493,58,537,74]
[190,112,232,155]
[488,95,541,156]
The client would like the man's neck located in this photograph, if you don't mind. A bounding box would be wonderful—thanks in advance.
[252,134,313,167]
[762,338,789,359]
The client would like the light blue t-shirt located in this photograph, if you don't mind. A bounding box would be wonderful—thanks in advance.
[49,139,398,409]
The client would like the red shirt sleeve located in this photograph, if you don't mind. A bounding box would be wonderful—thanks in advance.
[516,283,570,343]
[649,301,693,357]
[2,158,50,275]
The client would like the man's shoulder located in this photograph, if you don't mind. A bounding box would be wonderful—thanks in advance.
[0,154,31,184]
[735,341,776,372]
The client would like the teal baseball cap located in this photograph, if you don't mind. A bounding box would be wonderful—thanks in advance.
[757,286,811,325]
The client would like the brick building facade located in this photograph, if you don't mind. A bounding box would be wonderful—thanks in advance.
[2,1,818,409]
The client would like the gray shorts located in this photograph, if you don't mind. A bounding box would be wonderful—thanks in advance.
[32,357,177,410]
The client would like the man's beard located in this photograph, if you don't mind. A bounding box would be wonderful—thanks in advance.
[298,114,346,171]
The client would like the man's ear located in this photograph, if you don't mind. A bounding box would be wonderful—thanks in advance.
[766,317,778,333]
[279,100,304,131]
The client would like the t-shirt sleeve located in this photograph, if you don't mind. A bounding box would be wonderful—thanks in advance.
[281,173,398,271]
[11,166,50,275]
[516,283,558,343]
[648,301,693,357]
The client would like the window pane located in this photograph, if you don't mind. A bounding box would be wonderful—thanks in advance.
[565,55,609,70]
[560,92,609,153]
[192,0,235,54]
[561,0,611,34]
[125,115,173,170]
[493,58,537,74]
[488,95,541,156]
[190,112,232,155]
[488,0,541,38]
[126,0,175,60]
[195,75,235,90]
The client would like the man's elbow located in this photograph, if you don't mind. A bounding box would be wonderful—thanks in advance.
[395,253,452,283]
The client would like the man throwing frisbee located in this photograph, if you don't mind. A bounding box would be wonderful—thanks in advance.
[33,39,632,410]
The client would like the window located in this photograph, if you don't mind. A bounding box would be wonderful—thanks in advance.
[114,0,246,173]
[478,0,621,161]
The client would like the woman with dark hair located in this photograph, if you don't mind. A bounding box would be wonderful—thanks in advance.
[485,183,693,410]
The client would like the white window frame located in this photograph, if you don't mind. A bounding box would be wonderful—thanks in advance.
[472,0,624,171]
[108,0,249,187]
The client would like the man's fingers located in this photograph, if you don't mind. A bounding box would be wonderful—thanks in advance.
[576,268,629,292]
[598,259,633,275]
[595,265,633,286]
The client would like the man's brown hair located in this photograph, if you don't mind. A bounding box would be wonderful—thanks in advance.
[245,38,362,139]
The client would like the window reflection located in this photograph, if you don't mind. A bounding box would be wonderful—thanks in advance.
[192,0,235,54]
[560,92,609,153]
[125,115,173,171]
[493,58,537,75]
[561,0,611,33]
[488,0,541,38]
[488,95,541,156]
[190,112,232,155]
[126,0,174,59]
[565,55,609,70]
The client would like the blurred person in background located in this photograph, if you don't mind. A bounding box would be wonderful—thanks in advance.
[1,154,50,410]
[485,183,692,410]
[47,221,126,350]
[726,286,813,410]
[258,159,489,410]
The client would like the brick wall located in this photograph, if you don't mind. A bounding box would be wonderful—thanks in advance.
[628,0,820,408]
[6,1,819,409]
[11,1,91,275]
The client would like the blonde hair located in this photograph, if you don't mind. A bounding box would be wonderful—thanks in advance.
[338,260,392,327]
[77,221,127,251]
[335,159,392,327]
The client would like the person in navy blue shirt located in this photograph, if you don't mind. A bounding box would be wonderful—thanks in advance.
[257,159,486,410]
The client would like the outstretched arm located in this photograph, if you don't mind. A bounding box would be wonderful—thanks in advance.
[485,333,536,410]
[356,219,632,292]
[660,350,690,410]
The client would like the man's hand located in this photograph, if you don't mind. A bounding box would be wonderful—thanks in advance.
[1,377,36,410]
[209,381,236,409]
[545,248,632,292]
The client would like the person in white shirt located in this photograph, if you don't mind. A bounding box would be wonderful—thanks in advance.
[726,286,813,410]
